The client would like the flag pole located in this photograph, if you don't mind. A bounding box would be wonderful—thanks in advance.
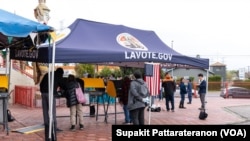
[148,92,152,125]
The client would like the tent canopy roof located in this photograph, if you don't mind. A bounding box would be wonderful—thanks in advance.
[10,18,209,69]
[0,9,52,37]
[0,9,53,50]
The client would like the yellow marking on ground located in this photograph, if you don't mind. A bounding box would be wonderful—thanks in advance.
[12,124,44,134]
[24,128,44,134]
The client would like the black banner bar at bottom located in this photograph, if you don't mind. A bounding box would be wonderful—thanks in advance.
[112,125,250,140]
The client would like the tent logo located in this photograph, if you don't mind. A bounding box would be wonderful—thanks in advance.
[116,33,148,51]
[40,28,71,46]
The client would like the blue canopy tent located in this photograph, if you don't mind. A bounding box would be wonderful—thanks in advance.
[0,9,51,37]
[0,9,52,50]
[0,8,54,137]
[10,18,209,69]
[7,17,209,128]
[9,18,209,126]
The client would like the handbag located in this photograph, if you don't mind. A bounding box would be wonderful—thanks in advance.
[75,83,86,104]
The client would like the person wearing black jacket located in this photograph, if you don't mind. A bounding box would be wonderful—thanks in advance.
[162,73,176,112]
[39,67,65,141]
[65,75,84,131]
[197,73,207,110]
[120,76,132,124]
[179,77,187,109]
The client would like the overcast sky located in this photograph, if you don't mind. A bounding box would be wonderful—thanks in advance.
[1,0,250,71]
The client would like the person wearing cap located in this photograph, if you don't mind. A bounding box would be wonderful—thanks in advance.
[127,70,147,125]
[197,73,207,110]
[162,73,176,112]
[39,67,65,141]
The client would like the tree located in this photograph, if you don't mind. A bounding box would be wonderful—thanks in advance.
[113,68,122,78]
[119,67,138,76]
[75,64,95,78]
[99,66,112,77]
[226,70,238,80]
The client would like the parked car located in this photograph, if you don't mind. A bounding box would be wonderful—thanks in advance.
[220,86,250,98]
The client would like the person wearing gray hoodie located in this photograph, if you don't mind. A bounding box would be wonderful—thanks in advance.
[127,70,147,125]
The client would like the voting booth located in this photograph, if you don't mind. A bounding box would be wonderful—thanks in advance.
[82,78,106,121]
[106,80,123,124]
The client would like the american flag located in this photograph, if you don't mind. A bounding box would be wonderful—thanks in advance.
[144,63,160,96]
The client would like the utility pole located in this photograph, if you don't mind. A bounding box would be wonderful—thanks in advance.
[248,66,250,79]
[171,40,174,49]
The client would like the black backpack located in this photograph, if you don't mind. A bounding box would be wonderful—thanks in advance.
[7,109,15,122]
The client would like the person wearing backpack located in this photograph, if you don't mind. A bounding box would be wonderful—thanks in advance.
[127,70,149,125]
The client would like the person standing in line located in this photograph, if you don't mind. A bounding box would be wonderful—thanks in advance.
[127,70,147,125]
[162,73,176,112]
[119,76,132,124]
[179,77,187,109]
[187,78,193,104]
[65,74,84,131]
[197,73,207,110]
[39,67,65,141]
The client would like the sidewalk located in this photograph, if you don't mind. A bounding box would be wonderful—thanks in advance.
[0,92,249,141]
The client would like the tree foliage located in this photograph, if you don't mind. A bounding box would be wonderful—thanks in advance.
[208,75,221,81]
[75,64,95,78]
[99,66,112,77]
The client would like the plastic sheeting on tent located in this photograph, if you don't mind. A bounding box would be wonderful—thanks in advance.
[0,9,53,50]
[10,18,209,69]
[0,9,52,37]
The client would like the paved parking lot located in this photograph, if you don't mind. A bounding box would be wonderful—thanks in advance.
[0,91,249,141]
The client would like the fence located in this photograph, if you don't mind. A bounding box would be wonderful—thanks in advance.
[14,85,66,108]
[14,85,36,108]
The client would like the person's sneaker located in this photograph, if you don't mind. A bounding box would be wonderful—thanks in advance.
[70,125,76,131]
[90,114,95,117]
[56,128,63,132]
[187,102,191,104]
[79,124,84,130]
[122,122,131,125]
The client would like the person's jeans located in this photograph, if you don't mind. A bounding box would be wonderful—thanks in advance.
[180,93,185,104]
[165,94,174,110]
[199,93,206,108]
[130,107,145,125]
[188,92,192,103]
[42,93,57,141]
[123,104,131,123]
